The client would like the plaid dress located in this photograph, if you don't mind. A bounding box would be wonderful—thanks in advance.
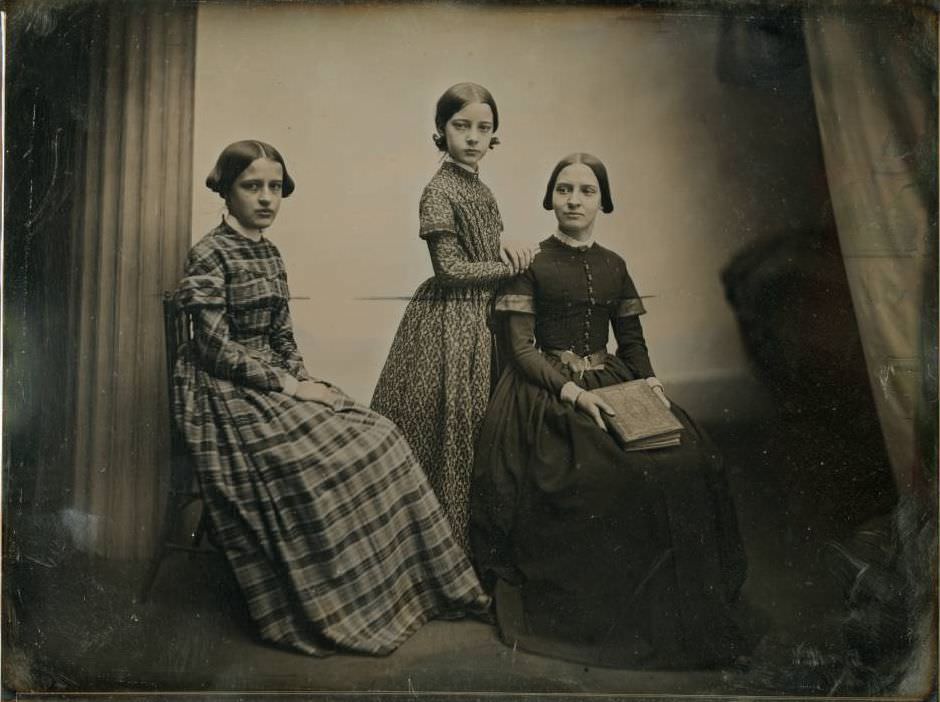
[173,222,489,656]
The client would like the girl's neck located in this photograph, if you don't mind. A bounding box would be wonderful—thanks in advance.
[556,225,595,245]
[444,154,479,174]
[224,212,264,242]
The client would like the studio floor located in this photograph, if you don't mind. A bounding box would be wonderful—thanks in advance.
[6,398,901,699]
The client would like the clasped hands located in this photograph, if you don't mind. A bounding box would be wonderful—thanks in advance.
[294,380,341,405]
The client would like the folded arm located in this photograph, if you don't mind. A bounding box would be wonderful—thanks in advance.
[191,305,292,392]
[269,300,312,382]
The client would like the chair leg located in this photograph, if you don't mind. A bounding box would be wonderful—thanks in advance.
[139,490,184,602]
[139,544,168,604]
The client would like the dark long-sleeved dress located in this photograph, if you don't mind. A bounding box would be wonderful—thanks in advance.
[173,221,489,657]
[470,235,749,669]
[371,160,514,551]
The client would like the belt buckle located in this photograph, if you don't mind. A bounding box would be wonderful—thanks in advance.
[559,349,589,374]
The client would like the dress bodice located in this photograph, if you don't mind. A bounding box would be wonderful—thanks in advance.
[180,223,290,353]
[419,160,504,263]
[500,236,646,357]
[175,221,309,389]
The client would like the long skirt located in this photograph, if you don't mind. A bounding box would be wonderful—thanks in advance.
[470,355,749,669]
[371,281,496,552]
[174,359,490,656]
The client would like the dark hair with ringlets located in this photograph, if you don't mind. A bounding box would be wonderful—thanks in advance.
[206,140,295,198]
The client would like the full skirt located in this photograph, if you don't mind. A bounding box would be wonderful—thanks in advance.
[371,280,495,552]
[175,358,490,656]
[471,355,750,669]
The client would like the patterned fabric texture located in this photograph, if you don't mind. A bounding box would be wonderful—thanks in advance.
[173,222,489,657]
[371,161,512,552]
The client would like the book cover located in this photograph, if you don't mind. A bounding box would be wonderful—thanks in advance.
[592,380,684,447]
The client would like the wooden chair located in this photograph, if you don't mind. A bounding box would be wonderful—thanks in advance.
[139,292,212,602]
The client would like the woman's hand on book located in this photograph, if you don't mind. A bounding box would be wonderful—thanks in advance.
[500,241,538,275]
[575,391,617,431]
[652,386,670,408]
[295,381,339,406]
[646,377,671,409]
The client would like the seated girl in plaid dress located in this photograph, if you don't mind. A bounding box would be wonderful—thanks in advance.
[173,140,489,656]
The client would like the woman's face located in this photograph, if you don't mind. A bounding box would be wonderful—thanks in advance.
[443,102,494,168]
[226,158,284,230]
[552,163,602,237]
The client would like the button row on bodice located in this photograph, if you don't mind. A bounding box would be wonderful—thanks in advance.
[580,257,595,356]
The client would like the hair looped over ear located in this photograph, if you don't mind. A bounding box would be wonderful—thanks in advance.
[433,82,500,153]
[206,140,296,198]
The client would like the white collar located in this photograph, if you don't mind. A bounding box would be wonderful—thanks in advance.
[223,212,265,242]
[553,228,594,249]
[444,154,479,174]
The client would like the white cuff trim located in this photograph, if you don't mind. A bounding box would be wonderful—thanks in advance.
[560,381,584,405]
[281,374,299,396]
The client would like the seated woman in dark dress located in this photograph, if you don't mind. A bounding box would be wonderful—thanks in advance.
[470,153,751,669]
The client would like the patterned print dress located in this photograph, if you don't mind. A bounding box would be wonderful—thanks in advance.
[173,221,490,657]
[371,160,514,551]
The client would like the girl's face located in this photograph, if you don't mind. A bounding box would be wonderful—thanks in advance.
[226,158,284,230]
[552,163,602,237]
[443,102,494,168]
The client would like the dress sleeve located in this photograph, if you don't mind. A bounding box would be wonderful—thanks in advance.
[610,263,654,378]
[269,300,312,382]
[505,314,572,396]
[175,246,288,392]
[426,234,513,287]
[613,316,655,379]
[496,269,571,395]
[418,186,457,239]
[419,187,512,287]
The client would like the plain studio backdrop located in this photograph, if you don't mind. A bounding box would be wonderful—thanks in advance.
[8,1,934,692]
[191,3,824,409]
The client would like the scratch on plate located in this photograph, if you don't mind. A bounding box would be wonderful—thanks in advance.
[878,364,894,398]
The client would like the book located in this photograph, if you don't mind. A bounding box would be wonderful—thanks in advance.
[591,380,684,451]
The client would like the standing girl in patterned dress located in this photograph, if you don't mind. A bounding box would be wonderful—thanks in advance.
[371,83,536,551]
[173,140,489,657]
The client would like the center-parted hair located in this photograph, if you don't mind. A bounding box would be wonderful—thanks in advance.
[543,153,614,214]
[433,82,500,152]
[206,140,296,198]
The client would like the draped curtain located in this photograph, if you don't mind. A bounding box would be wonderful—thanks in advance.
[68,1,196,560]
[803,7,937,495]
[804,12,937,691]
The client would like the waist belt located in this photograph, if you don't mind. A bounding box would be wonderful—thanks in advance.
[544,348,609,373]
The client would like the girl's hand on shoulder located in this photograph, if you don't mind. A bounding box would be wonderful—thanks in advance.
[295,381,338,405]
[500,241,539,275]
[574,390,616,431]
